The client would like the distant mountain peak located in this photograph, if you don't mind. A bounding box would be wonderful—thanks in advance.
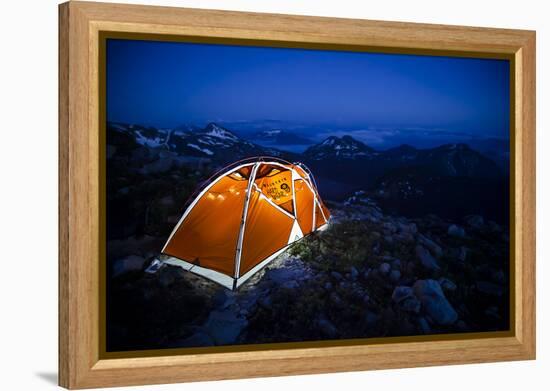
[201,123,239,140]
[305,135,374,160]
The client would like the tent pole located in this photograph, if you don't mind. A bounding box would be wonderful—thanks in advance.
[233,162,260,285]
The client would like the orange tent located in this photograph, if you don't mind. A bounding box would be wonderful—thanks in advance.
[159,157,330,290]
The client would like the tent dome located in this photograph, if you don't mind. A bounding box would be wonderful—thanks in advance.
[160,157,330,290]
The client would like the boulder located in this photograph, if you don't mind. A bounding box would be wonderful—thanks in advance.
[415,245,440,271]
[448,224,466,237]
[379,262,391,275]
[413,279,458,325]
[392,286,420,313]
[417,234,443,258]
[392,286,414,303]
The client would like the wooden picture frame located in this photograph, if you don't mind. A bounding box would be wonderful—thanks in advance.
[59,1,536,389]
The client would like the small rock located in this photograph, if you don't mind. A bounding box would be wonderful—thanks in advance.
[413,279,458,325]
[392,286,414,303]
[379,262,391,274]
[389,270,401,282]
[415,245,440,271]
[317,317,338,338]
[417,234,443,258]
[330,271,343,281]
[438,277,457,292]
[448,224,466,237]
[384,235,394,245]
[350,267,359,280]
[324,282,333,290]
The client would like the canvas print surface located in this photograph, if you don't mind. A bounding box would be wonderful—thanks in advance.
[105,39,510,352]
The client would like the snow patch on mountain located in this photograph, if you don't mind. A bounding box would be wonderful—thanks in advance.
[187,143,214,155]
[203,123,239,140]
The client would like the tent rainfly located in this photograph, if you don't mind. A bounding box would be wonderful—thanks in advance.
[156,157,330,290]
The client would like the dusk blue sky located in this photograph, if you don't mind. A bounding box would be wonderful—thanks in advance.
[106,39,510,149]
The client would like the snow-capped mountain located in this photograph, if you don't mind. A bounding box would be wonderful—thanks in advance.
[304,136,500,177]
[303,135,376,160]
[108,122,265,162]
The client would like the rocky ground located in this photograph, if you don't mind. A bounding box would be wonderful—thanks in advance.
[107,191,510,351]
